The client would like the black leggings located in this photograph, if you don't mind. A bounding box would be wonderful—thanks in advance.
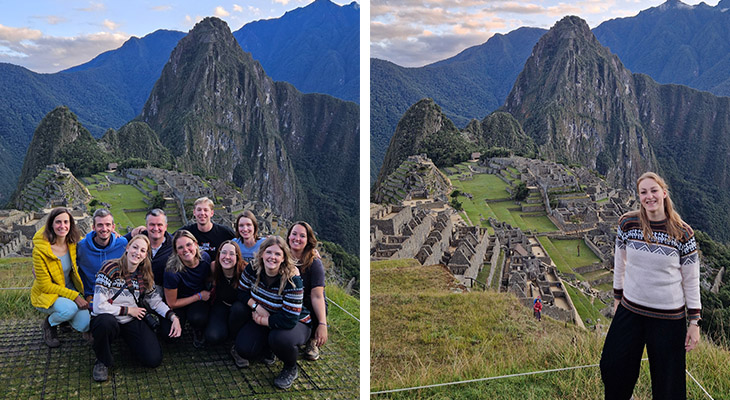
[600,303,687,400]
[205,301,247,344]
[91,314,162,368]
[234,316,311,367]
[159,300,209,338]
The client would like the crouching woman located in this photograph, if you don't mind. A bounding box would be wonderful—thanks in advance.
[90,235,181,382]
[232,236,311,390]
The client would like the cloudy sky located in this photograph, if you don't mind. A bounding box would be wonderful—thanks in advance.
[0,0,355,73]
[371,0,721,67]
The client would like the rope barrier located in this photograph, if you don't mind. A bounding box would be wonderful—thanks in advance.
[326,296,359,323]
[0,287,31,290]
[686,369,714,400]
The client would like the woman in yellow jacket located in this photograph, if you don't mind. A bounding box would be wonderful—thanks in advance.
[31,207,90,347]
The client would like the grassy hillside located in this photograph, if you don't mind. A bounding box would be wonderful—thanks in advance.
[371,258,730,399]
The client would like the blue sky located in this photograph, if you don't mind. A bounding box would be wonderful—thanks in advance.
[371,0,721,67]
[0,0,355,73]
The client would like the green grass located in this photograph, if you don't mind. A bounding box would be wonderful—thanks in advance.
[88,184,152,234]
[371,259,730,399]
[565,284,606,327]
[0,258,37,318]
[537,237,600,277]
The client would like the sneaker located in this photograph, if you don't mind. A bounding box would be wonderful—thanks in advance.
[304,338,320,361]
[262,351,276,366]
[273,365,298,389]
[41,317,60,348]
[230,346,249,368]
[92,361,108,382]
[192,330,205,349]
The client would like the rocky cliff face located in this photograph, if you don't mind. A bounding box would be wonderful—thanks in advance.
[100,121,174,168]
[140,17,359,251]
[502,16,657,188]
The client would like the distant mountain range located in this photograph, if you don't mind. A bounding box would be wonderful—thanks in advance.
[0,0,358,203]
[371,0,730,185]
[378,14,730,244]
[16,17,360,253]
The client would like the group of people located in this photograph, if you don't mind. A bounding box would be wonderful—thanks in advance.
[30,197,327,390]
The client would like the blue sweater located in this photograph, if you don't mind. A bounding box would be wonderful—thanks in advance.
[77,231,128,297]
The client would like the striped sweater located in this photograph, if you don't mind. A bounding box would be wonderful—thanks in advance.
[92,261,173,324]
[613,214,701,320]
[237,263,310,329]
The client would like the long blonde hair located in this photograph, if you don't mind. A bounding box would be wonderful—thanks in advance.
[630,172,689,241]
[253,236,297,295]
[166,230,202,273]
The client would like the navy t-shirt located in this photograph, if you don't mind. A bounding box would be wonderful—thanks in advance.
[163,259,211,298]
[299,258,326,314]
[180,223,235,260]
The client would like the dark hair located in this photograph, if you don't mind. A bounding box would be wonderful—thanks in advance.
[235,210,260,241]
[43,207,80,245]
[213,240,247,289]
[287,221,318,273]
[92,208,113,225]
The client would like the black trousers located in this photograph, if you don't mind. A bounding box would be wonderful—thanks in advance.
[205,301,247,344]
[159,300,209,338]
[600,303,687,400]
[91,314,162,368]
[234,315,311,368]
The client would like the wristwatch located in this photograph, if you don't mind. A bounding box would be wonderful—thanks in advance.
[689,319,701,326]
[251,302,258,311]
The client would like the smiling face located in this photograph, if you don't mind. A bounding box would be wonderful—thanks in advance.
[288,224,308,256]
[638,177,667,220]
[126,237,149,269]
[193,203,213,229]
[93,214,115,243]
[175,236,198,266]
[146,214,167,242]
[218,243,237,270]
[52,212,71,240]
[262,244,284,276]
[237,217,255,241]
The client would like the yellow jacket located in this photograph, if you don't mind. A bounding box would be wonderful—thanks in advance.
[30,227,83,309]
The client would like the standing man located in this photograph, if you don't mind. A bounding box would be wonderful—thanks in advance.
[180,197,234,260]
[77,209,128,302]
[125,208,174,290]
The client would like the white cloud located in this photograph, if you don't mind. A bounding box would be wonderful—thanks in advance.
[151,5,173,11]
[233,4,244,12]
[77,2,105,12]
[274,0,291,5]
[214,6,230,17]
[44,16,66,25]
[0,28,127,73]
[102,19,119,31]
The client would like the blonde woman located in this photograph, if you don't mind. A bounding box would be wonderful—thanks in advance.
[232,236,311,390]
[600,172,701,399]
[90,235,182,382]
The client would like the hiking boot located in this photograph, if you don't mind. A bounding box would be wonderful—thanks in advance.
[41,317,60,348]
[273,365,298,389]
[304,338,320,361]
[262,351,276,366]
[92,361,108,382]
[192,330,205,349]
[230,345,249,368]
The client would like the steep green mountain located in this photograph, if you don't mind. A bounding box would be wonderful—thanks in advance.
[139,17,359,252]
[99,121,174,168]
[373,99,470,194]
[593,0,730,97]
[13,106,107,206]
[234,0,359,103]
[370,27,546,184]
[476,112,537,156]
[503,15,730,242]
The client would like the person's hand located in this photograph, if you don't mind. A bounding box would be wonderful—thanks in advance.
[127,306,147,319]
[252,312,269,327]
[314,323,328,347]
[199,290,211,301]
[130,226,146,236]
[685,324,700,352]
[74,295,89,310]
[254,306,270,319]
[169,316,182,337]
[613,298,620,315]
